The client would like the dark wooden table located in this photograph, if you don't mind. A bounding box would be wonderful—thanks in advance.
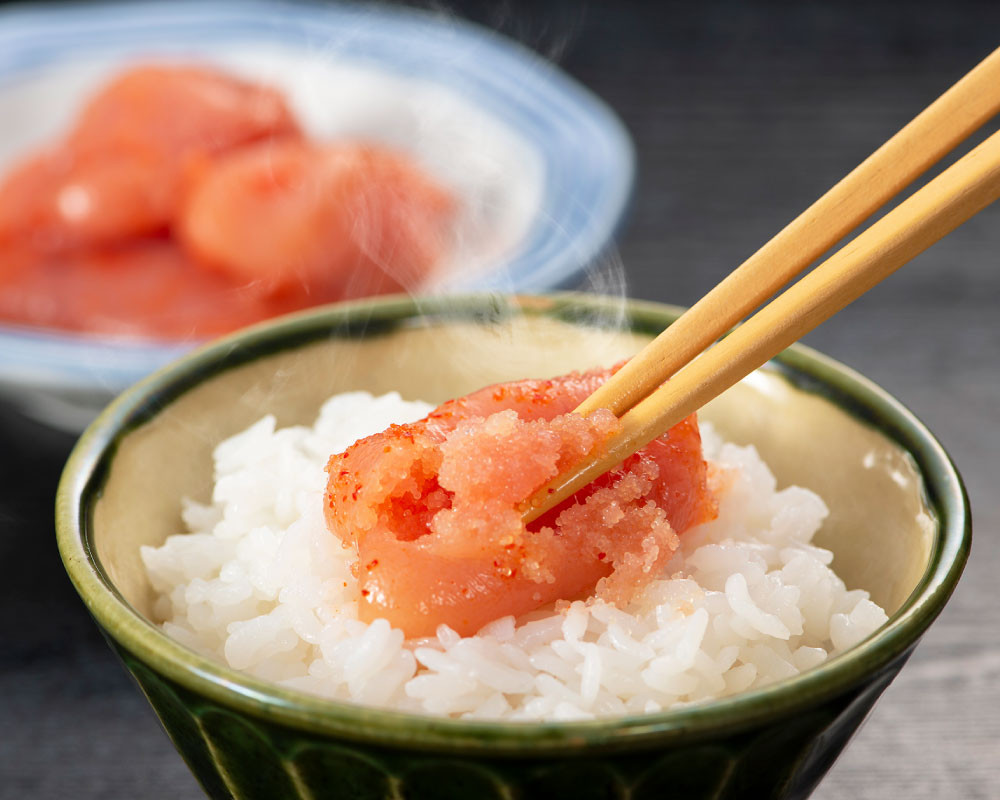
[2,1,998,797]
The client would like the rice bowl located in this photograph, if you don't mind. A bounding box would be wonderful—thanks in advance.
[56,294,969,799]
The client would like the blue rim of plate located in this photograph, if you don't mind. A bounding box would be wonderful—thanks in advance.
[0,0,635,393]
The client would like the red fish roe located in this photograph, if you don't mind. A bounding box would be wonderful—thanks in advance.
[0,64,456,339]
[178,141,455,299]
[325,368,717,637]
[0,65,301,252]
[0,240,303,339]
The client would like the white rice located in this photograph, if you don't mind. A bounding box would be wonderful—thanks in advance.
[141,391,889,720]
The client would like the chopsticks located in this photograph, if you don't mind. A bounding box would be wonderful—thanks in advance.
[521,46,1000,524]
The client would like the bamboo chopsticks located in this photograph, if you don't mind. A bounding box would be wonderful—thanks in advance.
[521,46,1000,524]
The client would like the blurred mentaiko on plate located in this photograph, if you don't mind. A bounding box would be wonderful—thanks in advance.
[0,64,457,339]
[0,0,633,430]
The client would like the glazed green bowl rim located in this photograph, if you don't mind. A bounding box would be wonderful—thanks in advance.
[56,292,970,755]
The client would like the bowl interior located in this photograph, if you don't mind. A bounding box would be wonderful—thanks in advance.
[93,312,932,625]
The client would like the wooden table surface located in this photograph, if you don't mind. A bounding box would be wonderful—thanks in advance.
[1,1,998,798]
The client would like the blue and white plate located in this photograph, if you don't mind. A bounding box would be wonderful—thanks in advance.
[0,0,634,430]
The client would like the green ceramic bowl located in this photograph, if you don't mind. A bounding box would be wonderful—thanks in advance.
[56,293,969,800]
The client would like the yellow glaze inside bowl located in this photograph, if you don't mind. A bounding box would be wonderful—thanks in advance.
[93,314,933,623]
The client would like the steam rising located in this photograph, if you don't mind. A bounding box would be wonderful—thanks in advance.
[225,17,632,374]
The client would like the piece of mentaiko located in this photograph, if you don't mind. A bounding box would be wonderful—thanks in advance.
[0,64,300,252]
[325,367,717,638]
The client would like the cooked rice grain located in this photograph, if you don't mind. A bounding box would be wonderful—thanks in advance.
[142,391,888,720]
